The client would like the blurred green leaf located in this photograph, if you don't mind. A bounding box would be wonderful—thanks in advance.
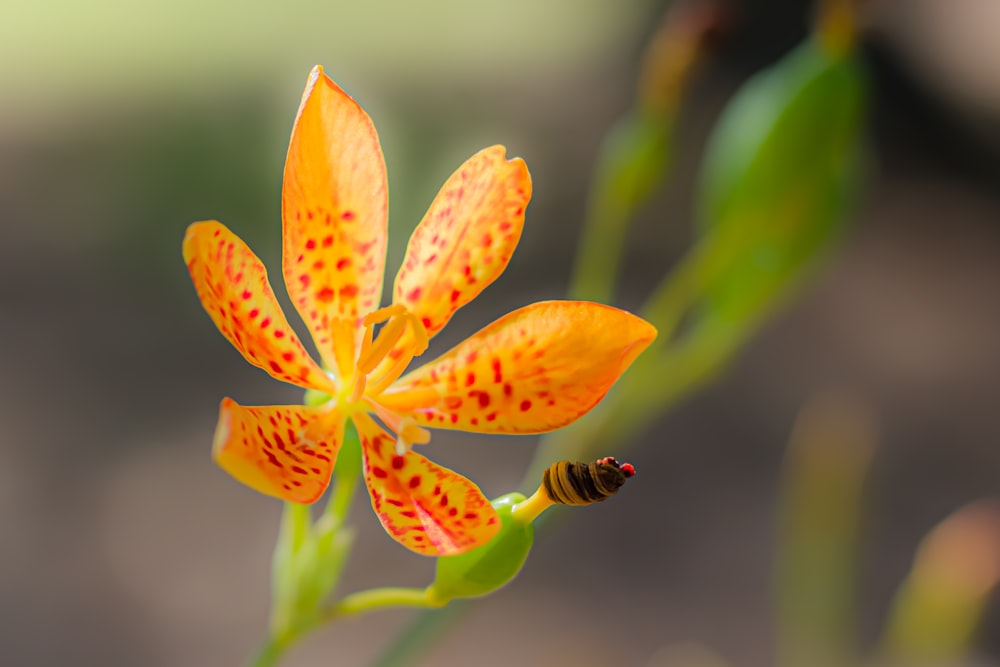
[694,36,866,329]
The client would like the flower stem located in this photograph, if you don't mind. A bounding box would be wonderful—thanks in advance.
[326,586,435,619]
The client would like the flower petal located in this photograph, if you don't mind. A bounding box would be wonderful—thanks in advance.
[183,221,335,393]
[282,66,388,371]
[353,412,500,556]
[393,145,530,340]
[378,301,657,434]
[212,398,345,504]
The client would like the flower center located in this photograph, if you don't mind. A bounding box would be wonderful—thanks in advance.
[347,303,429,403]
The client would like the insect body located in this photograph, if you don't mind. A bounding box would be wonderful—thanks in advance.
[541,457,636,506]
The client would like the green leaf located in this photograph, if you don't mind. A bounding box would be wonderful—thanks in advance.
[694,37,866,328]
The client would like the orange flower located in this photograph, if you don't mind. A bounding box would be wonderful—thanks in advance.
[183,66,656,556]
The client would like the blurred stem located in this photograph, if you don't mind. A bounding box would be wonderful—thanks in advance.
[815,0,860,56]
[879,500,1000,663]
[570,112,674,303]
[248,636,290,667]
[371,604,470,667]
[774,394,875,667]
[569,0,724,302]
[269,502,311,638]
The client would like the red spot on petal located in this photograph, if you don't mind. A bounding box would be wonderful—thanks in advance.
[465,372,475,387]
[450,289,461,303]
[464,512,478,520]
[469,391,490,408]
[341,210,355,220]
[282,352,294,362]
[299,274,311,288]
[248,308,260,319]
[317,287,334,303]
[269,361,283,373]
[392,456,406,470]
[372,467,387,479]
[322,235,334,248]
[305,239,317,250]
[503,383,513,397]
[485,412,497,422]
[401,509,416,517]
[340,284,358,298]
[336,258,351,270]
[421,316,432,329]
[520,399,532,411]
[448,507,458,517]
[407,287,422,302]
[492,359,503,383]
[290,465,307,475]
[444,396,463,410]
[260,317,271,329]
[241,289,252,300]
[408,475,421,489]
[439,494,449,507]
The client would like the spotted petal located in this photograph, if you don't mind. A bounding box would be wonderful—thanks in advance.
[353,412,499,556]
[212,399,345,504]
[378,301,657,433]
[394,145,530,339]
[282,66,388,373]
[183,221,335,393]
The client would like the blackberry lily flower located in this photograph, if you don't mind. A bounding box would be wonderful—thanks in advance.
[183,66,656,555]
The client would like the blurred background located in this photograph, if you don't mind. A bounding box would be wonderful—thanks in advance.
[2,0,1000,665]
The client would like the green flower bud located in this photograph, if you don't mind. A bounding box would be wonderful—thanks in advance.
[426,493,534,605]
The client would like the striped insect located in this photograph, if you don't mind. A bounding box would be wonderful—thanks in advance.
[541,456,636,506]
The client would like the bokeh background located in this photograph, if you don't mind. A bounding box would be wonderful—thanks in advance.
[3,0,1000,665]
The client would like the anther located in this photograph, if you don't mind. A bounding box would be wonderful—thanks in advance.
[357,316,408,375]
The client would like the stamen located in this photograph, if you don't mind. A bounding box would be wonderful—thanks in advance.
[366,349,417,397]
[363,303,407,327]
[408,311,429,356]
[394,420,432,456]
[347,373,367,404]
[357,315,408,375]
[354,304,431,397]
[400,421,431,445]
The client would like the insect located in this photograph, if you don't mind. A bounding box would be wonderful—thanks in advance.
[541,457,636,506]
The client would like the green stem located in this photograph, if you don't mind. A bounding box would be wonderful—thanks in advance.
[570,113,674,303]
[328,587,435,618]
[248,635,292,667]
